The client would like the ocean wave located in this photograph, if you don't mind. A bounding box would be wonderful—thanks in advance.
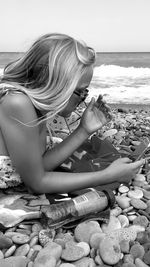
[0,66,150,105]
[88,65,150,104]
[93,64,150,78]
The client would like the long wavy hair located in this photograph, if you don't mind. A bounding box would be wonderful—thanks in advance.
[0,33,96,124]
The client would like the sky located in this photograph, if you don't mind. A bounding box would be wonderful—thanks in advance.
[0,0,150,52]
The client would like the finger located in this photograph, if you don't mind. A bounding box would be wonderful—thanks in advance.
[87,97,95,110]
[129,159,145,169]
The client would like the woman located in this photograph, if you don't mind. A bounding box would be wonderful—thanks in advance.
[0,33,144,193]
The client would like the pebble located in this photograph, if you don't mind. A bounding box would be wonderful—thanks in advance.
[130,198,147,210]
[0,235,13,249]
[74,221,102,243]
[127,211,136,215]
[118,185,130,194]
[54,238,66,249]
[89,232,106,249]
[61,243,85,262]
[16,229,31,235]
[124,254,134,264]
[106,225,145,242]
[134,174,146,182]
[120,240,130,254]
[128,189,143,199]
[12,233,30,245]
[101,215,121,232]
[0,256,30,267]
[4,245,16,258]
[14,243,30,256]
[130,243,145,260]
[27,248,35,260]
[123,206,134,213]
[32,244,42,251]
[133,215,149,228]
[128,215,137,222]
[76,242,90,256]
[95,254,103,265]
[32,223,43,233]
[38,229,55,246]
[99,236,122,265]
[136,232,150,245]
[118,214,129,227]
[34,255,56,267]
[35,241,62,262]
[73,257,96,267]
[142,189,150,200]
[110,206,122,216]
[103,129,117,139]
[0,250,4,259]
[29,235,39,247]
[5,231,21,238]
[116,196,131,209]
[143,251,150,265]
[135,258,150,267]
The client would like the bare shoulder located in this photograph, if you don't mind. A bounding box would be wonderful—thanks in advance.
[0,92,37,123]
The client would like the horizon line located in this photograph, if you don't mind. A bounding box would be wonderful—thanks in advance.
[0,51,150,54]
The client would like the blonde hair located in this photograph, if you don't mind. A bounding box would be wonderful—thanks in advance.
[0,33,96,124]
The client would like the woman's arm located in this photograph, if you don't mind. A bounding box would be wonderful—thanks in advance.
[43,125,88,171]
[0,93,144,194]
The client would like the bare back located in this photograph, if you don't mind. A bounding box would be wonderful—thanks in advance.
[0,91,47,157]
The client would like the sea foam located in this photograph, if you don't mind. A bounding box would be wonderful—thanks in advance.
[88,65,150,104]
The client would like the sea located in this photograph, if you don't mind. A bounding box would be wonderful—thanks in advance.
[88,52,150,105]
[0,52,150,105]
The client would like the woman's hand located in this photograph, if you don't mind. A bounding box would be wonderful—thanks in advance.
[105,157,145,184]
[79,97,111,135]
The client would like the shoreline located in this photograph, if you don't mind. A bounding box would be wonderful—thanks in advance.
[109,103,150,112]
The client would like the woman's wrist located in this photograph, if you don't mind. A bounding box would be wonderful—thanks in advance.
[76,124,90,140]
[97,167,116,185]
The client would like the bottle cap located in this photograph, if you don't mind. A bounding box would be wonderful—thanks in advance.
[102,189,116,208]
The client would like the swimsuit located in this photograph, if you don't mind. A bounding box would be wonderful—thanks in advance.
[0,156,22,188]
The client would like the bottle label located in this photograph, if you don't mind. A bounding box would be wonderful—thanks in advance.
[72,190,108,216]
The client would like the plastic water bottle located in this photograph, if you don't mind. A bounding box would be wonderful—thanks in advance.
[41,188,115,229]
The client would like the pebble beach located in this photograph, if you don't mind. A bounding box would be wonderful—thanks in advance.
[0,106,150,266]
[0,53,150,266]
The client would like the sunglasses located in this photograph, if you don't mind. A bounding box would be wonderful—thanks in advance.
[73,88,89,106]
